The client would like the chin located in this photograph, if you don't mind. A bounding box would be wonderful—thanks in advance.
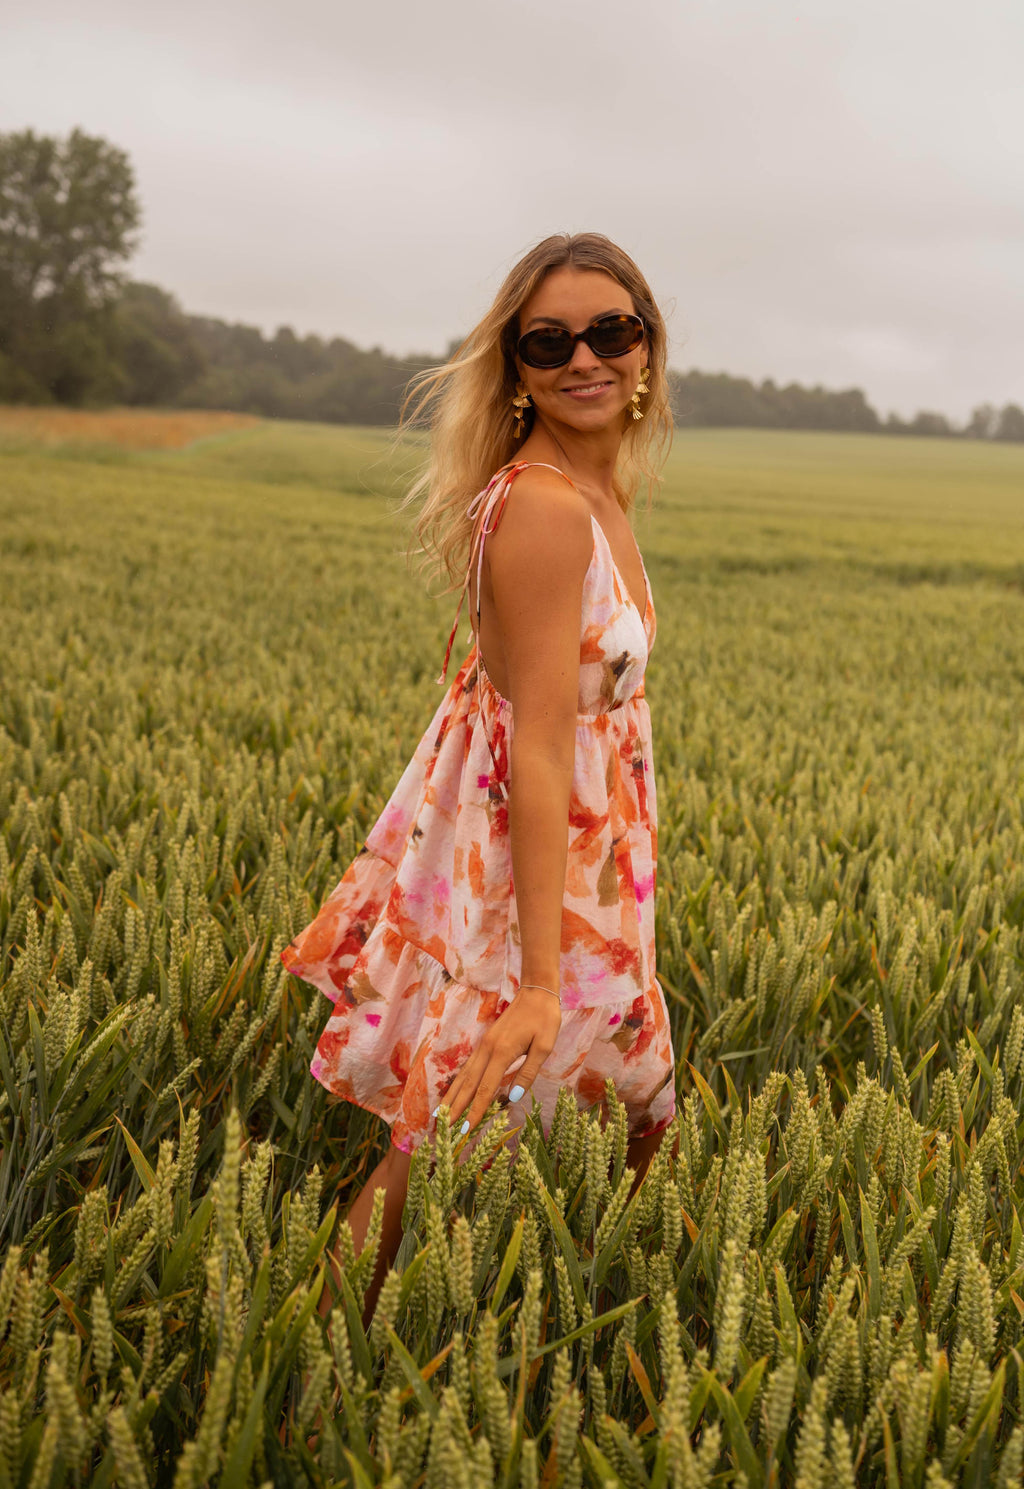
[548,402,628,435]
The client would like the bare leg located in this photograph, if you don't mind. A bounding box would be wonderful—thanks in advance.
[297,1142,412,1452]
[573,1123,676,1320]
[320,1119,673,1335]
[625,1123,679,1200]
[321,1141,413,1332]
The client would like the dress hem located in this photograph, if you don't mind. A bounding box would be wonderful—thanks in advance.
[313,1064,679,1157]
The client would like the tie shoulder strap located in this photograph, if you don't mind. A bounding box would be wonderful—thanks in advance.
[436,461,577,686]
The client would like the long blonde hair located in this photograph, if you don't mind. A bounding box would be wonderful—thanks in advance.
[401,232,672,588]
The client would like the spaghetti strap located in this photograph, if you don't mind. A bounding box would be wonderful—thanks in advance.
[436,461,578,685]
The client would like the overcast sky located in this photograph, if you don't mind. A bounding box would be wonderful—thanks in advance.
[5,0,1023,420]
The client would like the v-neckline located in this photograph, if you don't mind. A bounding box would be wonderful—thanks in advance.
[589,515,651,631]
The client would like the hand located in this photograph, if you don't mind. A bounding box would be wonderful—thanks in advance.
[434,986,562,1135]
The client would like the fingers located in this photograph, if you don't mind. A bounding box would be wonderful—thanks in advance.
[434,1038,555,1138]
[504,1050,549,1106]
[438,1043,513,1134]
[437,1042,490,1125]
[431,996,560,1138]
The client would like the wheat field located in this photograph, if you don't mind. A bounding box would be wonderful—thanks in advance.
[1,412,1024,1486]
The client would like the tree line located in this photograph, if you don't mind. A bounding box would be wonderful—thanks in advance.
[2,127,1022,442]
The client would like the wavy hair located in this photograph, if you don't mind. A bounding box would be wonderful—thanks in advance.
[401,232,672,588]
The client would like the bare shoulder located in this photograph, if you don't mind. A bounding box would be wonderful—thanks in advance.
[488,466,592,574]
[484,465,593,707]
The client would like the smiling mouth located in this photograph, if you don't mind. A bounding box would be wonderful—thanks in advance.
[562,381,613,396]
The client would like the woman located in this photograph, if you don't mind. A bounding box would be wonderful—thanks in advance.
[281,231,679,1322]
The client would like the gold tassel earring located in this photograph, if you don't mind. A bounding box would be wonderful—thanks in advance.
[630,367,650,421]
[511,382,532,439]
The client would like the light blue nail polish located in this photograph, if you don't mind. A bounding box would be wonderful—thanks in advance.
[459,1119,470,1135]
[509,1084,525,1103]
[431,1106,439,1118]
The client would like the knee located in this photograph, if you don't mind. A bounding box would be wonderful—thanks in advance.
[382,1142,413,1180]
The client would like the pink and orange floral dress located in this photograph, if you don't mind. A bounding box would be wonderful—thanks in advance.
[281,461,678,1152]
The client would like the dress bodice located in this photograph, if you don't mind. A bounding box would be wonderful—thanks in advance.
[460,462,656,718]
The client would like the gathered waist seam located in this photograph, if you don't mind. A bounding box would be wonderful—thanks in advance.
[474,653,646,716]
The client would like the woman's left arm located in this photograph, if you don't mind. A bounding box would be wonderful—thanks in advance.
[437,471,591,1134]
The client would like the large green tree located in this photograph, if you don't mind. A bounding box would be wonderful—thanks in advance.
[0,128,140,402]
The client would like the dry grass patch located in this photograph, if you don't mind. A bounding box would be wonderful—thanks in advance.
[0,404,260,449]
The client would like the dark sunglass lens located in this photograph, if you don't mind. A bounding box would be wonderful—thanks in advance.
[520,328,572,367]
[589,316,643,357]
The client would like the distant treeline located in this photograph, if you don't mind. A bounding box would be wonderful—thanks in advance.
[4,271,1023,443]
[117,284,433,426]
[670,371,1024,442]
[57,281,1018,443]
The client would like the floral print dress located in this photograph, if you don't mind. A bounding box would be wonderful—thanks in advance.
[281,461,678,1153]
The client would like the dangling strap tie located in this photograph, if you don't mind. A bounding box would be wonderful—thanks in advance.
[436,464,523,686]
[436,588,467,686]
[435,460,577,687]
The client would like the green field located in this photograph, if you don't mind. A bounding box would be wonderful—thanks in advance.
[2,418,1024,1486]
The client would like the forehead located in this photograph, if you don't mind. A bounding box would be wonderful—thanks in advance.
[521,266,634,327]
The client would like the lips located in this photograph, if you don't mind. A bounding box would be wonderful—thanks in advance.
[562,381,613,399]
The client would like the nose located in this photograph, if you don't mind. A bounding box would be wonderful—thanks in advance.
[566,335,600,374]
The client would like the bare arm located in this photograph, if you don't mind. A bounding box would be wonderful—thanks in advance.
[491,474,591,993]
[439,471,591,1132]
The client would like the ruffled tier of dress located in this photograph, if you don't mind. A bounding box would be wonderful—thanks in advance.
[282,846,676,1153]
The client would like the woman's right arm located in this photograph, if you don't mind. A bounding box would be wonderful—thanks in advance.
[439,470,592,1130]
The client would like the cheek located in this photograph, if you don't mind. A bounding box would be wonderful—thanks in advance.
[527,371,561,402]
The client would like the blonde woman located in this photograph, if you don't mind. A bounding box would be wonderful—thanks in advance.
[282,232,679,1322]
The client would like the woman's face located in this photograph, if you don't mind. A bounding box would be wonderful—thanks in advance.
[515,266,648,436]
